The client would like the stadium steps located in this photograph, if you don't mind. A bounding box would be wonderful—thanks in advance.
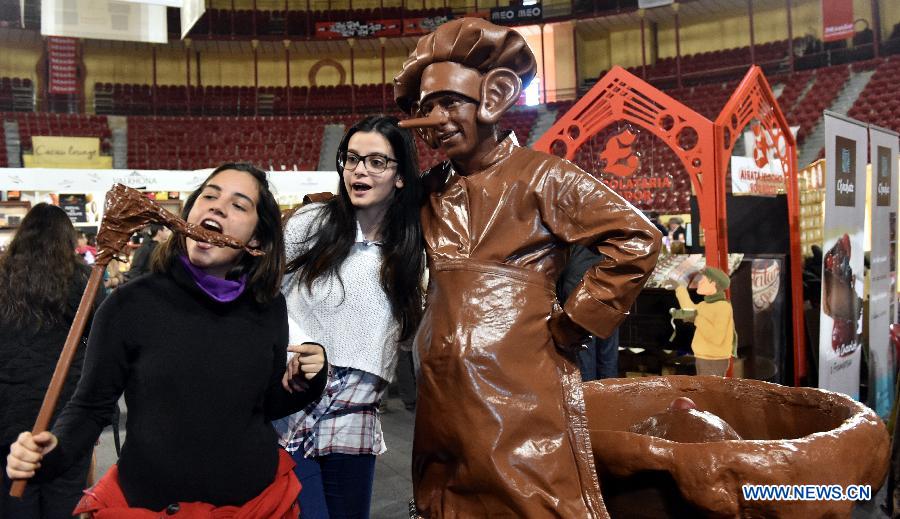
[317,124,346,172]
[798,68,875,167]
[257,93,275,116]
[791,76,818,114]
[108,115,128,169]
[3,119,20,168]
[528,105,557,148]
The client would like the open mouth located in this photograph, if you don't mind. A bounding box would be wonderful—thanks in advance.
[351,182,372,193]
[200,219,223,234]
[437,130,459,143]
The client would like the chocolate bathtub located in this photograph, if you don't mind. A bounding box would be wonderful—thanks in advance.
[585,376,889,518]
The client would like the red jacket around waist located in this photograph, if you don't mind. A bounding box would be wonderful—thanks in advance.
[73,449,300,519]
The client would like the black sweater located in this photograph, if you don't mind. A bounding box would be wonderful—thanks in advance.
[43,259,327,510]
[0,263,93,452]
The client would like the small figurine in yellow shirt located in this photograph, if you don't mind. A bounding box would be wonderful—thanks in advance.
[670,267,735,376]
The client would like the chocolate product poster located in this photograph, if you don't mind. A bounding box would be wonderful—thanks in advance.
[868,125,898,417]
[819,112,867,399]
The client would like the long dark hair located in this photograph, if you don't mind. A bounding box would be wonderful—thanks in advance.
[0,203,87,329]
[287,116,424,340]
[153,162,285,305]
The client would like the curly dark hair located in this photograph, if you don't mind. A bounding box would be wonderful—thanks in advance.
[0,203,87,329]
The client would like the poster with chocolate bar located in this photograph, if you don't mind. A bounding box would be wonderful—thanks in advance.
[868,123,898,417]
[819,112,867,399]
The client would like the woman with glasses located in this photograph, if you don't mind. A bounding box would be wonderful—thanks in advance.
[273,115,424,518]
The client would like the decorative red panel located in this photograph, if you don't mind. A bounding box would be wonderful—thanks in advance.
[715,66,804,385]
[534,65,804,385]
[533,66,723,273]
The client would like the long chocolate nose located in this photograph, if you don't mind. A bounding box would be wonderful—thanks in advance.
[399,113,449,129]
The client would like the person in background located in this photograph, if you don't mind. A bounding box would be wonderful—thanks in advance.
[6,163,328,518]
[557,245,620,381]
[75,232,96,265]
[274,116,425,519]
[126,224,172,281]
[647,211,668,237]
[667,217,687,254]
[0,204,96,519]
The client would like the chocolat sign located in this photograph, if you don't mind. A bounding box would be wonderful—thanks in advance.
[834,136,856,207]
[868,125,898,418]
[820,112,868,399]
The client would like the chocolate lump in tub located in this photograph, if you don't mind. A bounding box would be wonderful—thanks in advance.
[628,396,743,443]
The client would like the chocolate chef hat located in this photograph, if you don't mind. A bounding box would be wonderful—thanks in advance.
[393,18,537,114]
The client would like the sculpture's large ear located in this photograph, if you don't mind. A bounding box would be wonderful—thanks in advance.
[477,68,521,125]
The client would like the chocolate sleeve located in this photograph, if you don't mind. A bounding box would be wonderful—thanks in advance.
[538,159,662,339]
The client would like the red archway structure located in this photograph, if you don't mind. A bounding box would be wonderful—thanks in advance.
[534,65,804,386]
[533,66,723,270]
[715,66,804,385]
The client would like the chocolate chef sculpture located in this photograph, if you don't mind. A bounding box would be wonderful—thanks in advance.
[394,18,662,518]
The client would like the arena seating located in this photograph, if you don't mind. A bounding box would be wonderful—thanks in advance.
[0,77,34,112]
[626,40,795,86]
[0,2,19,28]
[12,112,111,152]
[847,56,900,133]
[126,115,325,171]
[97,83,393,117]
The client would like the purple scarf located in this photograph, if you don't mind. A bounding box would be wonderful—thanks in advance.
[179,255,247,303]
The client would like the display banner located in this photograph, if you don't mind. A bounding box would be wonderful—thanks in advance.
[23,136,112,169]
[315,19,401,38]
[180,0,205,39]
[41,0,168,43]
[47,37,78,95]
[868,123,899,417]
[752,257,786,384]
[819,111,867,399]
[59,193,88,223]
[490,3,542,25]
[731,156,784,196]
[402,15,452,35]
[822,0,854,42]
[0,167,338,199]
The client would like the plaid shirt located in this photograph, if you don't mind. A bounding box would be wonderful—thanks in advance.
[273,366,389,457]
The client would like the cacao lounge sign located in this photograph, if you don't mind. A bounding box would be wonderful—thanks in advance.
[23,136,113,169]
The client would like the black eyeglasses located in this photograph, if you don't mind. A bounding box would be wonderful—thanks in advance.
[338,152,399,174]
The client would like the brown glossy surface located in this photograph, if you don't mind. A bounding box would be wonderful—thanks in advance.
[393,18,537,114]
[585,376,890,518]
[629,406,743,443]
[96,183,261,266]
[397,113,448,129]
[412,136,661,518]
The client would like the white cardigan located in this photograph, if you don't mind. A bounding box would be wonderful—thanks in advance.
[282,203,399,382]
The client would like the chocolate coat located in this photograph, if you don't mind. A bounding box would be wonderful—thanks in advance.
[413,135,661,517]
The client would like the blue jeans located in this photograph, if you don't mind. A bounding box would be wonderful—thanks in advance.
[291,450,377,519]
[577,329,619,381]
